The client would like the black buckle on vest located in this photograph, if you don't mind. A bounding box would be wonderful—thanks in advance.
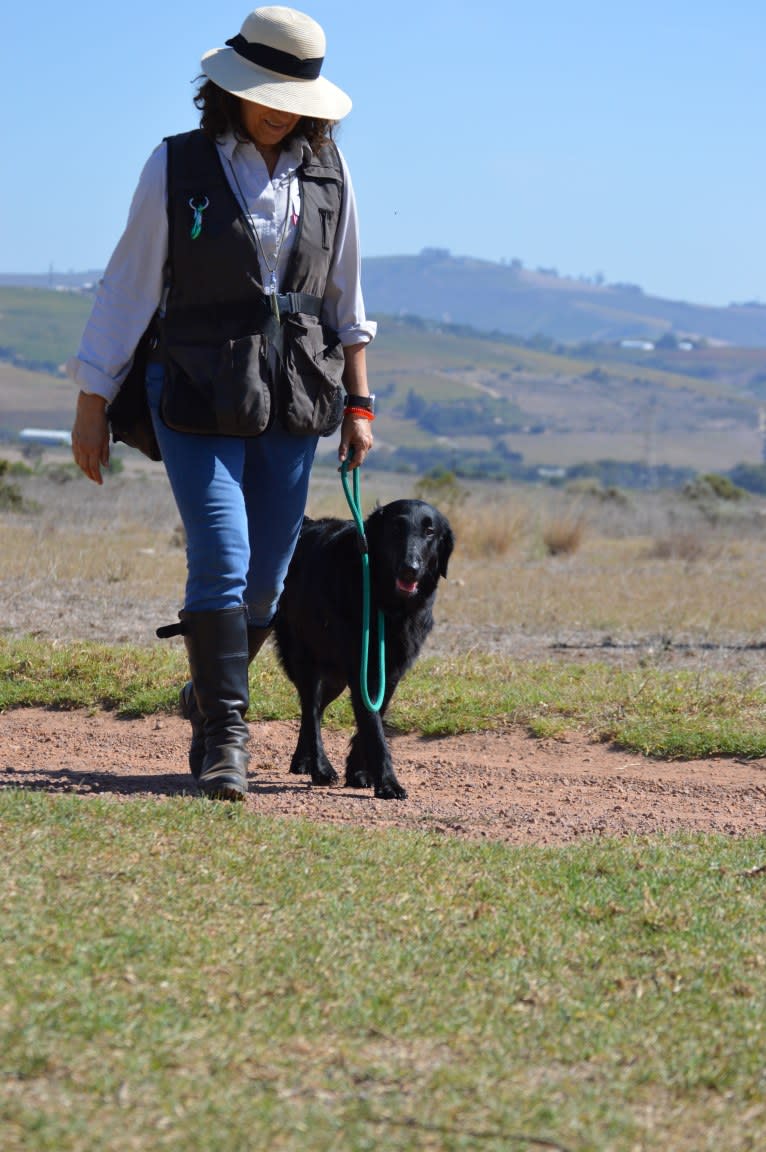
[274,292,323,319]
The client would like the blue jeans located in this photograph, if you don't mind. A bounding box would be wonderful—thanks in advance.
[146,363,318,625]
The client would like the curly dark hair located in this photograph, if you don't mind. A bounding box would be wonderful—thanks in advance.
[193,78,335,154]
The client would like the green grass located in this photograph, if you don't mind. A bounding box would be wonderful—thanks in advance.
[1,795,765,1151]
[2,636,766,759]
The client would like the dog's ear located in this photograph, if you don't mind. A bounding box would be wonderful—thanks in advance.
[364,504,385,545]
[437,517,455,579]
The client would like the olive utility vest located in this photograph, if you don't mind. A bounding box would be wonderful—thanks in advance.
[159,129,347,438]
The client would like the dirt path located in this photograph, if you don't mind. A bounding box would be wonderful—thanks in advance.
[2,709,765,844]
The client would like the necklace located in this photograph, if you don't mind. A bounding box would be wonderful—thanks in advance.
[225,154,293,320]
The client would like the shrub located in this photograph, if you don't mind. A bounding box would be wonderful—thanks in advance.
[414,468,468,513]
[0,479,23,510]
[565,477,629,505]
[684,473,746,503]
[542,517,585,556]
[451,504,526,558]
[0,459,24,511]
[41,463,79,485]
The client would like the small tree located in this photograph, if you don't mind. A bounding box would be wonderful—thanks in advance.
[0,460,24,510]
[684,473,745,503]
[413,467,467,513]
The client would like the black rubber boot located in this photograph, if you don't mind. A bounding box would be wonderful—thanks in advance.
[181,621,274,782]
[180,606,251,801]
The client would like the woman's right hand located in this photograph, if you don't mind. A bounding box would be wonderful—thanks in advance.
[72,391,110,485]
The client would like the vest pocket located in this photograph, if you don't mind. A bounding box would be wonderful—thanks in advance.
[280,315,345,437]
[160,336,274,437]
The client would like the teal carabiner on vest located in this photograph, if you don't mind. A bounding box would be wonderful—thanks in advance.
[188,196,209,240]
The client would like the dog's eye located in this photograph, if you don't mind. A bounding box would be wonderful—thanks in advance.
[424,522,435,538]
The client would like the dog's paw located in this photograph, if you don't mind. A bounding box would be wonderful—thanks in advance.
[374,778,408,801]
[345,742,373,789]
[345,768,373,789]
[289,753,312,776]
[308,769,338,787]
[311,758,339,787]
[290,752,338,785]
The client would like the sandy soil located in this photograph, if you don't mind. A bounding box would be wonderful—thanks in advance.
[2,707,765,844]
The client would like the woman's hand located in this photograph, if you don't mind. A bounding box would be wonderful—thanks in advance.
[71,391,110,485]
[338,342,373,471]
[338,411,374,471]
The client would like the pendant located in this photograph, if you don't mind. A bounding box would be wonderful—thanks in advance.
[189,196,209,240]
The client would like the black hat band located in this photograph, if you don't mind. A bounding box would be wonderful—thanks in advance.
[225,35,324,80]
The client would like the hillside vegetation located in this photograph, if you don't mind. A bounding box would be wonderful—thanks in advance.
[2,285,766,484]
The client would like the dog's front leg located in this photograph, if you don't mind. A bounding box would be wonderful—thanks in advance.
[346,688,407,800]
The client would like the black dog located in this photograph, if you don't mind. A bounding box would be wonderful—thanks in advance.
[274,499,454,800]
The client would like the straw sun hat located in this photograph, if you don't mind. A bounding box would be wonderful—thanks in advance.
[201,6,352,121]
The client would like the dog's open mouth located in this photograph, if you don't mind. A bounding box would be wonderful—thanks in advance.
[396,578,419,596]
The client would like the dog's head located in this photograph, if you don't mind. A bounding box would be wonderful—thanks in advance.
[364,499,454,611]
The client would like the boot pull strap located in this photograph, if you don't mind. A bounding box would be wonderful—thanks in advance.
[156,620,186,639]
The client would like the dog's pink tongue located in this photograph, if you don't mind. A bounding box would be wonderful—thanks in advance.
[397,578,418,595]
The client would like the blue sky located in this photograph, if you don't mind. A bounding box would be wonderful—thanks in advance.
[4,0,764,306]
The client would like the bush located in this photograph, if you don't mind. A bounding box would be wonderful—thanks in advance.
[0,459,25,511]
[451,504,526,559]
[565,477,629,505]
[542,517,585,556]
[413,468,468,513]
[684,473,746,503]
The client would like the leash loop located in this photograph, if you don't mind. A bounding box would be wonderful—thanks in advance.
[340,458,386,713]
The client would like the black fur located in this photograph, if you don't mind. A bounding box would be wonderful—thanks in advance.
[274,499,454,799]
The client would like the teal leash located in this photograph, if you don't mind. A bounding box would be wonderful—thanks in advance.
[340,458,386,713]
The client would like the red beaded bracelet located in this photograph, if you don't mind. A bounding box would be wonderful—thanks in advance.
[344,407,375,421]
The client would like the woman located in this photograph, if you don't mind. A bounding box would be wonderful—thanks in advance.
[68,7,376,801]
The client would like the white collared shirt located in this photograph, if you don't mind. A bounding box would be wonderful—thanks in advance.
[67,133,376,403]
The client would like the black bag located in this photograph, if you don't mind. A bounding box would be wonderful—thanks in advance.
[106,326,162,462]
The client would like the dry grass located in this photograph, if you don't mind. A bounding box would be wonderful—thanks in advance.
[541,515,586,556]
[646,533,709,562]
[437,531,766,639]
[0,518,184,588]
[431,483,766,654]
[449,502,527,558]
[4,460,766,655]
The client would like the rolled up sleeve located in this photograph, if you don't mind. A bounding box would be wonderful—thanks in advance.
[66,143,168,403]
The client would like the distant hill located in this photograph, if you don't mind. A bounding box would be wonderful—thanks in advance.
[4,253,766,348]
[361,251,766,348]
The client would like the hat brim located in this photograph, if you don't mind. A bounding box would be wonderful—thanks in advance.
[201,47,352,121]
